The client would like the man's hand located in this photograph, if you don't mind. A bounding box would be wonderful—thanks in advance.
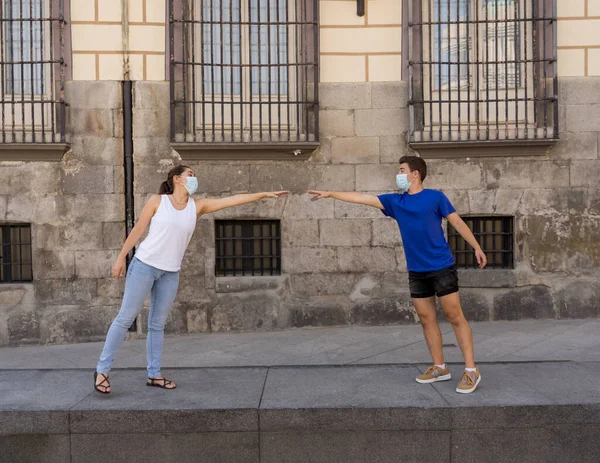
[264,191,290,199]
[112,256,126,280]
[308,190,332,201]
[475,248,487,269]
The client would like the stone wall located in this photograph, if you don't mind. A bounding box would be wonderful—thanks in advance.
[1,77,599,346]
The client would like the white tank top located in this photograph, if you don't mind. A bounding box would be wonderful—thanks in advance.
[135,195,197,272]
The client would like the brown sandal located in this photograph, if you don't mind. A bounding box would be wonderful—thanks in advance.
[146,377,176,389]
[94,372,111,394]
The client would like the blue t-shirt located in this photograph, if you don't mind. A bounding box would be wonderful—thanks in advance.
[378,189,456,272]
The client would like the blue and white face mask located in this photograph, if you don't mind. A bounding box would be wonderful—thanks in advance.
[183,176,198,195]
[396,173,412,192]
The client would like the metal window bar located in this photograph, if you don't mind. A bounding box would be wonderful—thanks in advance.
[0,224,33,283]
[408,0,557,143]
[169,0,318,144]
[215,220,281,277]
[448,216,514,269]
[0,0,66,144]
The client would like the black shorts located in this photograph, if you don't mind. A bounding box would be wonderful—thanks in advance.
[408,265,459,299]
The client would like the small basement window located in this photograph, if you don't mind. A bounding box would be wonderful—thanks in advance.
[215,220,281,276]
[1,223,33,282]
[448,216,514,269]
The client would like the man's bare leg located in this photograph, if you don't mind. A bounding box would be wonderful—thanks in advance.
[413,296,444,365]
[438,292,475,369]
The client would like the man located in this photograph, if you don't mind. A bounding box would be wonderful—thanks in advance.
[309,156,486,394]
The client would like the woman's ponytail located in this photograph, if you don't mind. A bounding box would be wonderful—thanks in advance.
[158,165,191,194]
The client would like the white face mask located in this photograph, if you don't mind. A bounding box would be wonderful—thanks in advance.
[183,176,198,195]
[396,173,413,191]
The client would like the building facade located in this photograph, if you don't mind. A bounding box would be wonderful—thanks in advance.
[0,0,599,346]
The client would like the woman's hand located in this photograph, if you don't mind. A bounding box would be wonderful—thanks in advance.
[307,190,331,200]
[264,191,290,199]
[112,256,126,280]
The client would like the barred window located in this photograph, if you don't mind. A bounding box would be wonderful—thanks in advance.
[169,0,319,158]
[215,220,281,276]
[0,0,68,145]
[448,216,514,269]
[407,0,557,147]
[1,224,33,283]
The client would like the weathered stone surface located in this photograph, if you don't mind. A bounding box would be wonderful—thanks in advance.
[134,81,170,110]
[427,160,483,190]
[133,137,174,163]
[550,132,598,160]
[61,166,114,195]
[320,219,372,246]
[68,108,121,137]
[372,218,401,246]
[319,110,355,137]
[315,166,357,191]
[0,195,7,220]
[208,195,286,220]
[379,135,412,164]
[290,274,356,297]
[494,189,525,215]
[66,136,123,166]
[439,189,470,214]
[493,286,556,320]
[102,222,126,250]
[565,104,600,132]
[40,305,118,344]
[8,311,40,346]
[371,82,409,109]
[249,165,354,193]
[330,137,379,165]
[570,161,600,187]
[282,247,338,274]
[337,247,397,273]
[113,166,125,194]
[334,197,386,219]
[211,293,282,331]
[32,250,75,280]
[0,163,60,195]
[133,109,170,138]
[75,251,118,279]
[5,195,36,223]
[484,160,570,189]
[520,189,586,215]
[355,109,408,136]
[0,435,71,463]
[458,269,516,288]
[353,299,416,325]
[356,164,397,191]
[185,305,210,333]
[66,81,122,109]
[96,278,126,300]
[281,220,319,247]
[34,279,97,304]
[215,276,287,294]
[557,281,600,319]
[290,300,350,328]
[319,83,371,110]
[35,223,104,251]
[283,195,334,220]
[456,289,492,322]
[559,77,600,105]
[70,195,125,222]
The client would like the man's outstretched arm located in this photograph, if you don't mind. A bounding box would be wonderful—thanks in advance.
[308,190,385,210]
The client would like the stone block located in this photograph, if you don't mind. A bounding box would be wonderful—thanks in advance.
[355,109,408,136]
[319,83,371,110]
[70,195,125,222]
[97,278,126,299]
[494,189,525,215]
[68,136,124,166]
[427,160,483,190]
[371,82,409,109]
[0,286,29,305]
[331,137,380,164]
[337,247,397,273]
[290,300,350,327]
[185,305,210,333]
[0,162,60,195]
[32,250,75,279]
[68,108,120,137]
[314,165,356,191]
[133,109,170,138]
[40,305,118,344]
[261,430,450,463]
[356,164,397,191]
[34,279,97,305]
[0,195,6,220]
[379,134,412,164]
[8,311,40,345]
[353,298,416,325]
[113,166,125,194]
[35,223,104,251]
[439,189,470,214]
[493,286,556,320]
[134,81,170,110]
[570,161,600,187]
[334,197,385,219]
[66,80,122,109]
[467,189,497,214]
[550,132,598,160]
[0,410,69,435]
[520,189,586,215]
[484,160,570,189]
[319,219,372,246]
[249,164,316,194]
[208,195,286,219]
[282,247,338,274]
[455,289,491,322]
[557,280,600,319]
[372,219,401,246]
[559,77,600,105]
[319,109,355,137]
[394,247,408,272]
[290,273,356,297]
[211,293,282,331]
[215,276,287,294]
[197,165,251,194]
[283,194,334,220]
[458,269,516,288]
[0,435,71,463]
[5,195,36,222]
[102,222,126,250]
[282,219,319,247]
[565,104,600,132]
[133,136,174,163]
[75,250,118,279]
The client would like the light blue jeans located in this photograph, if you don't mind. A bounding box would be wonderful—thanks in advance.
[96,257,180,378]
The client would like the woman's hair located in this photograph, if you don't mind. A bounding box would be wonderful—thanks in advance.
[158,165,191,194]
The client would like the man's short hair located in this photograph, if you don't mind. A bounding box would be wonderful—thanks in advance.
[399,156,427,182]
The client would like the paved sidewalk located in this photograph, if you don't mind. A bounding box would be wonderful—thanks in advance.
[1,319,600,370]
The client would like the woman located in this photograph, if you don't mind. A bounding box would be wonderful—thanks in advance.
[94,165,288,393]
